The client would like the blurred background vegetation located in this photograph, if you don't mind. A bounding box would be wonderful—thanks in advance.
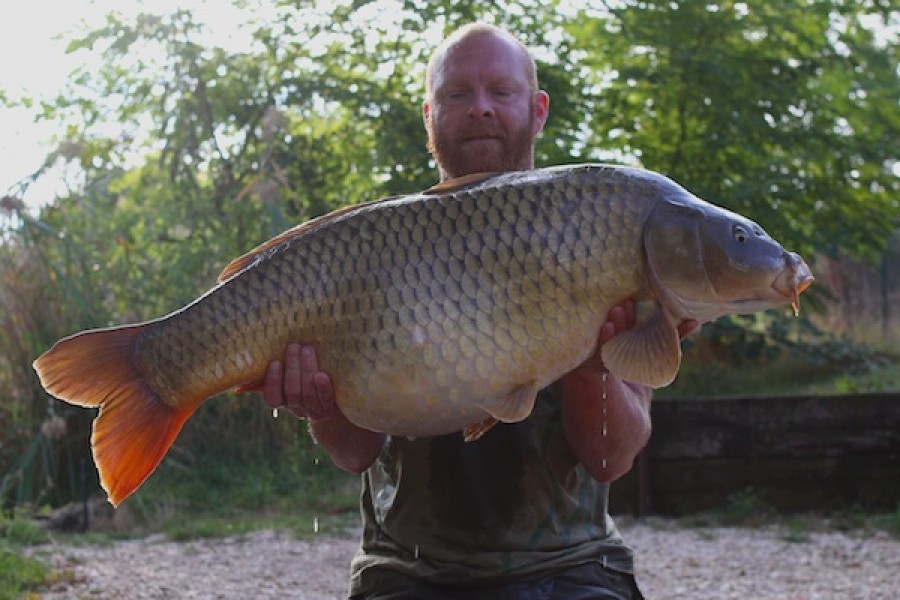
[0,0,897,522]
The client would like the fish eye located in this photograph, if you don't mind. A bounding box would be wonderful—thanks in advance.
[732,224,749,243]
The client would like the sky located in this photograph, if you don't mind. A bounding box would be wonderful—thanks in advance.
[0,0,254,209]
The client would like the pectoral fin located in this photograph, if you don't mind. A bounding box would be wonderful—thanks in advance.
[477,380,540,424]
[463,416,499,442]
[600,303,681,388]
[462,381,539,442]
[233,377,265,394]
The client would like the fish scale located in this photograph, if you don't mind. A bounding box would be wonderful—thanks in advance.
[33,163,813,505]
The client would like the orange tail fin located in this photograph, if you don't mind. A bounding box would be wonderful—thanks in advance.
[33,324,199,506]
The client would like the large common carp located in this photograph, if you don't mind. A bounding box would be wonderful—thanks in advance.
[33,164,813,505]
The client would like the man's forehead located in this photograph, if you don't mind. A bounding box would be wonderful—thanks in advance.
[433,34,531,86]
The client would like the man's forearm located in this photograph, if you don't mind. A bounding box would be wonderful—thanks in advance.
[309,414,386,474]
[560,368,652,483]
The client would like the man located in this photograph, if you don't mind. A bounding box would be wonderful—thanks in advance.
[263,24,694,599]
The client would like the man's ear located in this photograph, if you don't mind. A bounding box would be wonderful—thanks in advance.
[532,91,549,135]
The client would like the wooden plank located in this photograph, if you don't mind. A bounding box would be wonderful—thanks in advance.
[647,393,900,459]
[610,393,900,516]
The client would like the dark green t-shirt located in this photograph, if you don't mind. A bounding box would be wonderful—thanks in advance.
[349,384,634,594]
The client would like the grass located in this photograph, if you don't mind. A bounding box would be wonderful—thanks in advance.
[1,513,50,546]
[868,504,900,538]
[0,514,52,599]
[109,451,361,542]
[0,548,50,600]
[161,509,357,542]
[672,489,900,543]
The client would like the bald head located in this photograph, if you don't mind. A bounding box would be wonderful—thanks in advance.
[425,24,539,103]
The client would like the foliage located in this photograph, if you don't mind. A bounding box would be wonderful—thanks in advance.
[706,310,893,371]
[575,0,899,260]
[0,0,897,510]
[658,318,900,399]
[1,212,102,508]
[0,514,50,546]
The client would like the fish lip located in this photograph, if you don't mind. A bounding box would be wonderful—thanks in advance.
[770,272,815,299]
[770,254,815,314]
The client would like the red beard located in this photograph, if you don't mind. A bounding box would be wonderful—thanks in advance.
[427,111,536,179]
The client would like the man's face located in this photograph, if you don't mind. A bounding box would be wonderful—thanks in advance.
[424,34,549,180]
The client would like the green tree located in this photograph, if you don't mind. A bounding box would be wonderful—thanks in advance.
[573,0,899,259]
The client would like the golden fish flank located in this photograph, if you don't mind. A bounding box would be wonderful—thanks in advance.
[32,164,813,506]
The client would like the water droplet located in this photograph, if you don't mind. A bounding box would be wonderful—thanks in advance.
[414,544,420,559]
[272,408,279,418]
[602,458,608,469]
[314,457,320,466]
[601,371,608,437]
[313,516,320,533]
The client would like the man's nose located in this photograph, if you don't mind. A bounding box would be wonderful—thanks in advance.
[468,91,495,118]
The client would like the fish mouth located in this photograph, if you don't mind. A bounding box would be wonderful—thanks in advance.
[771,253,815,316]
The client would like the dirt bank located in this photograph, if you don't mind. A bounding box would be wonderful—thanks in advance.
[32,519,900,599]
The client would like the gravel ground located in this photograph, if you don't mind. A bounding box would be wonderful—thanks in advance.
[32,519,900,599]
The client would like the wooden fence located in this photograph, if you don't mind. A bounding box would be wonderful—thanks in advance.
[610,392,900,516]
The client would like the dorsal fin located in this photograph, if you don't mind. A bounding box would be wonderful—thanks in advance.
[218,173,499,283]
[424,172,500,195]
[217,199,386,282]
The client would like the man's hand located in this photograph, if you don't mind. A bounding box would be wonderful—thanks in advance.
[579,300,699,373]
[260,344,384,472]
[263,344,340,421]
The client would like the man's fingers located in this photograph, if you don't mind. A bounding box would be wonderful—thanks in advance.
[622,298,636,329]
[312,371,340,419]
[300,345,320,372]
[607,304,628,336]
[282,344,305,404]
[262,343,337,420]
[262,360,284,409]
[300,345,319,407]
[597,320,617,347]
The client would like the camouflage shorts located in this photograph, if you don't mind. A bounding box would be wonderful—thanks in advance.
[351,562,644,600]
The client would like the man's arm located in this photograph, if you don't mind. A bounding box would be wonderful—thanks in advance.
[263,345,385,473]
[559,300,697,483]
